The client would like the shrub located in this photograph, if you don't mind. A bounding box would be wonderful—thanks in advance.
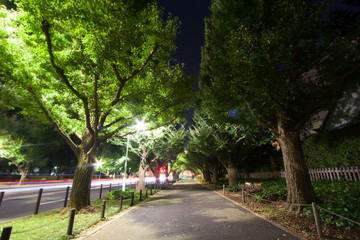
[104,189,138,200]
[226,185,240,192]
[304,180,360,230]
[253,178,287,202]
[303,122,360,168]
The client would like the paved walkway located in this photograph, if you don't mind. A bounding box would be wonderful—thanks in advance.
[79,180,301,240]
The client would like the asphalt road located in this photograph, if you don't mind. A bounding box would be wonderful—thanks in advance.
[81,180,301,240]
[0,180,138,223]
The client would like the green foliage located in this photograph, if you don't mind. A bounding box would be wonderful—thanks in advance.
[253,179,287,202]
[213,178,228,187]
[0,0,194,152]
[225,185,240,192]
[0,0,194,208]
[200,0,359,205]
[201,0,359,128]
[303,123,360,168]
[304,180,360,230]
[251,178,360,230]
[0,108,71,173]
[103,189,138,200]
[0,194,143,239]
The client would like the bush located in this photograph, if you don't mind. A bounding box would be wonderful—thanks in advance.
[304,180,360,230]
[104,189,138,200]
[226,185,240,192]
[247,178,360,229]
[303,122,360,168]
[253,178,287,202]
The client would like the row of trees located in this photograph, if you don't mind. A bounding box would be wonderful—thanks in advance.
[1,0,359,213]
[0,107,77,181]
[0,0,195,211]
[189,0,360,210]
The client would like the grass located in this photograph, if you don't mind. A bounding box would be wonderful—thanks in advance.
[0,192,149,240]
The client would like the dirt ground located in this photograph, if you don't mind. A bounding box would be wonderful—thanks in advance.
[206,185,360,240]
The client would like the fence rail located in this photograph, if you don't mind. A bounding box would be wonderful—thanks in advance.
[239,166,360,182]
[308,166,360,182]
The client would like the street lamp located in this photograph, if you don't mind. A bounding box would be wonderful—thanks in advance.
[121,135,130,191]
[94,159,104,179]
[121,119,148,191]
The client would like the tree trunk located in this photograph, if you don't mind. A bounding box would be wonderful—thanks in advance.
[137,155,147,192]
[218,154,237,186]
[202,168,211,182]
[67,149,96,211]
[210,161,218,183]
[227,155,237,186]
[277,128,317,210]
[172,171,179,180]
[18,163,30,185]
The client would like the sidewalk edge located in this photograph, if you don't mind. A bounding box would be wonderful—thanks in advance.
[214,190,307,240]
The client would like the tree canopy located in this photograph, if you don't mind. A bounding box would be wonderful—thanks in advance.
[200,0,360,208]
[0,0,195,210]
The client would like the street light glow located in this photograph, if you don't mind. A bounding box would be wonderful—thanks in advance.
[94,159,104,169]
[135,119,147,132]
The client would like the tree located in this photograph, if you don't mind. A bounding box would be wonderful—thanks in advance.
[182,146,215,182]
[0,109,68,183]
[0,1,194,210]
[94,142,125,177]
[200,0,360,209]
[189,112,248,186]
[150,124,188,185]
[115,126,166,192]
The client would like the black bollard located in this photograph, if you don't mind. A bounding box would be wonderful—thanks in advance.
[67,209,76,236]
[0,192,4,208]
[64,186,70,208]
[1,226,12,240]
[119,195,123,211]
[109,183,112,192]
[101,200,106,219]
[140,190,142,201]
[99,184,103,199]
[130,192,134,206]
[34,188,43,215]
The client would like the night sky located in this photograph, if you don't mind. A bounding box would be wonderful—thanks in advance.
[158,0,211,75]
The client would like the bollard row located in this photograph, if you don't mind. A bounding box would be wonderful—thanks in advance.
[1,182,160,239]
[0,192,4,208]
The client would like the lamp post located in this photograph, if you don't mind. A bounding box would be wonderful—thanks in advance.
[122,135,130,191]
[121,119,147,191]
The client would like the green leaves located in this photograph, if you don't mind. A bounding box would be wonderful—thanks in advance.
[0,0,194,147]
[201,0,359,133]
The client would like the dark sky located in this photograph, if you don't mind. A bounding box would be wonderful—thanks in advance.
[158,0,211,75]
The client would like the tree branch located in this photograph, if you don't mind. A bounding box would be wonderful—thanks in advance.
[41,19,94,136]
[122,42,159,82]
[244,100,279,137]
[26,87,80,156]
[103,115,135,129]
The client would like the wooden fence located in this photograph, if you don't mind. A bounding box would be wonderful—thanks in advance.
[308,166,360,181]
[239,166,360,182]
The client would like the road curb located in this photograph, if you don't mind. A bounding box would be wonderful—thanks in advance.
[213,190,307,240]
